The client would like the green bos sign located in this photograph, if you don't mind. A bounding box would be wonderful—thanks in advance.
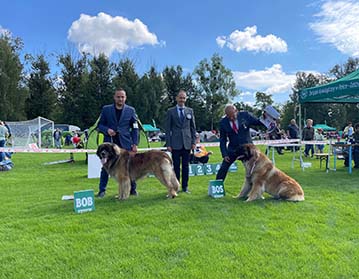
[74,190,95,213]
[208,180,225,198]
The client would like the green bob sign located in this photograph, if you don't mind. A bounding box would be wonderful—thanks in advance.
[74,190,95,213]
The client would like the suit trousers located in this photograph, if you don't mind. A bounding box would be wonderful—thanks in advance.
[216,153,238,182]
[172,148,191,191]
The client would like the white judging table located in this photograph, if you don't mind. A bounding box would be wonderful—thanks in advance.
[266,143,304,170]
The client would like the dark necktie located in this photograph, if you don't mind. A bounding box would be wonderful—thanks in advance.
[179,108,185,123]
[232,120,238,133]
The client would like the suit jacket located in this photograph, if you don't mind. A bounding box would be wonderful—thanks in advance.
[98,104,139,150]
[219,111,263,157]
[302,126,314,141]
[165,106,196,150]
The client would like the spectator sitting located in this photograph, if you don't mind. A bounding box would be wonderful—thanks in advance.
[72,134,83,149]
[190,134,213,164]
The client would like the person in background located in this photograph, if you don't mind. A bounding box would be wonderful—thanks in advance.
[190,133,213,164]
[3,121,13,158]
[72,133,83,148]
[97,88,139,198]
[266,122,285,155]
[287,119,300,151]
[0,121,9,162]
[3,121,11,141]
[352,123,359,169]
[315,128,325,153]
[343,121,353,140]
[165,90,196,193]
[65,134,72,146]
[53,128,62,149]
[302,118,315,157]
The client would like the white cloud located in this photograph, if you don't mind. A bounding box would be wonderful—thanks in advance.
[241,91,254,97]
[310,0,359,57]
[233,64,296,96]
[68,12,162,56]
[216,26,288,53]
[0,25,10,36]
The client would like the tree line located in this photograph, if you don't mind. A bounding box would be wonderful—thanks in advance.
[1,33,359,132]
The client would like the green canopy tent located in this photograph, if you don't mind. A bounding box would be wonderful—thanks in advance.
[312,124,336,131]
[299,69,359,103]
[298,69,359,133]
[142,124,160,132]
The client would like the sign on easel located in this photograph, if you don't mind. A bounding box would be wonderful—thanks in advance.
[74,190,95,213]
[208,180,225,198]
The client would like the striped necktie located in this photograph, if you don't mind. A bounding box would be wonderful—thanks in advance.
[232,120,238,133]
[179,108,185,123]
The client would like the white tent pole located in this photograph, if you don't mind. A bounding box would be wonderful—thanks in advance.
[38,117,42,147]
[52,121,55,147]
[299,104,302,140]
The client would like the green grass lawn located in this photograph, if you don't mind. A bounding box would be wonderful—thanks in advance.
[1,146,358,279]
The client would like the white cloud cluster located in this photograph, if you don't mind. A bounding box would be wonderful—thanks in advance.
[233,64,296,96]
[0,25,10,36]
[68,12,161,56]
[216,26,288,53]
[310,0,359,57]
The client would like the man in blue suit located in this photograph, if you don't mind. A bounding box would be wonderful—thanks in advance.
[166,90,196,193]
[216,104,265,182]
[97,88,139,198]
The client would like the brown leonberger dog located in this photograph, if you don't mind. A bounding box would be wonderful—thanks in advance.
[234,144,304,202]
[96,143,179,200]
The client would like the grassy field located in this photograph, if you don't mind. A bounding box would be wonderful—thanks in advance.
[0,145,358,279]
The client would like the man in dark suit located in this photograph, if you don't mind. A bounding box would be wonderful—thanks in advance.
[216,104,265,182]
[97,88,139,198]
[165,90,196,193]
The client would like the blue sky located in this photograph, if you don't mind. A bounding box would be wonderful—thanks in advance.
[1,0,359,105]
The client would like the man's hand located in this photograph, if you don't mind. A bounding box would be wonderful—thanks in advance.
[191,144,196,150]
[107,128,116,136]
[167,146,172,152]
[224,156,230,163]
[131,145,138,153]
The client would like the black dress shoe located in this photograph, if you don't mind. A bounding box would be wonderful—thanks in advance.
[97,191,106,198]
[130,190,138,196]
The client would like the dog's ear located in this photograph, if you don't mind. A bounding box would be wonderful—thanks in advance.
[245,144,253,159]
[96,144,102,157]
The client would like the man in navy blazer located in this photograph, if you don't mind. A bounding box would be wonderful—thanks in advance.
[97,88,139,198]
[216,104,264,182]
[166,90,196,193]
